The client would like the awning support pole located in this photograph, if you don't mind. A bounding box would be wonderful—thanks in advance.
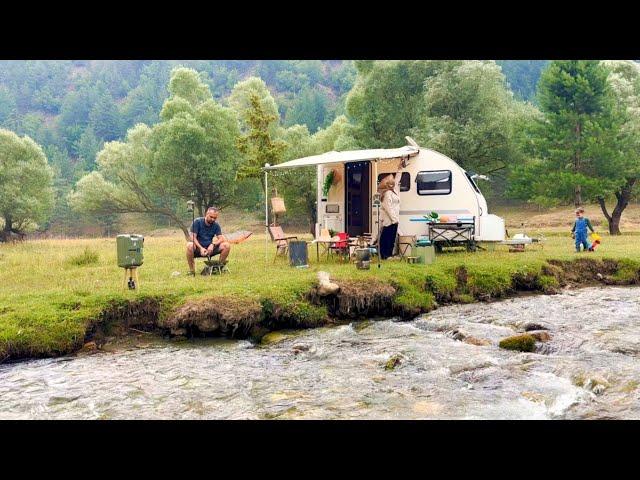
[264,167,269,265]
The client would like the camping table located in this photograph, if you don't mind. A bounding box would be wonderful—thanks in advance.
[409,217,476,250]
[311,239,335,262]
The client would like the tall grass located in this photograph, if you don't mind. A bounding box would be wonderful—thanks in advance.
[66,247,99,266]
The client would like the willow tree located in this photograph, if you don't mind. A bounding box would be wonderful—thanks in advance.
[152,68,241,216]
[344,60,456,148]
[70,67,242,238]
[418,60,536,196]
[68,124,193,237]
[0,129,54,241]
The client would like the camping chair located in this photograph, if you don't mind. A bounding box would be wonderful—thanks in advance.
[195,248,230,275]
[268,225,298,262]
[329,232,350,261]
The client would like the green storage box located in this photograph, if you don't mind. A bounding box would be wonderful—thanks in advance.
[116,234,144,268]
[413,245,436,265]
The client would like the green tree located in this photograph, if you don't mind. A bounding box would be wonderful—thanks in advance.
[89,91,123,141]
[345,60,456,148]
[273,124,316,230]
[497,60,549,102]
[532,60,617,207]
[284,86,330,133]
[0,86,17,125]
[152,67,241,215]
[74,128,103,172]
[0,129,54,240]
[593,60,640,234]
[68,124,192,238]
[417,61,536,196]
[228,76,280,131]
[236,92,287,190]
[70,67,242,238]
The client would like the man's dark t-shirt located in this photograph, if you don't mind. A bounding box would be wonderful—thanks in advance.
[191,217,222,248]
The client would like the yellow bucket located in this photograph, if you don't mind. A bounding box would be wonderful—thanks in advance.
[590,233,601,243]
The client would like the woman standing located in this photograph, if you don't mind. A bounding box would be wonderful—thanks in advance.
[378,161,404,259]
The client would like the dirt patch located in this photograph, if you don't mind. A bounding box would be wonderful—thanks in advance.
[309,279,396,319]
[85,297,162,346]
[546,258,634,286]
[511,271,540,291]
[163,296,263,338]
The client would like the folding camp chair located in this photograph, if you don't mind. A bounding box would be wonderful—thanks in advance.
[329,232,350,261]
[268,225,298,262]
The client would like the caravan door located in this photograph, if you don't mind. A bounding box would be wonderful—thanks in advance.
[345,161,371,236]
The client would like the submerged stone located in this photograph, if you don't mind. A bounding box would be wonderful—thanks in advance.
[261,331,289,345]
[463,336,492,346]
[529,330,551,342]
[384,354,403,371]
[523,322,550,332]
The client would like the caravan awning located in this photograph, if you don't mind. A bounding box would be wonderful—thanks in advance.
[263,146,419,170]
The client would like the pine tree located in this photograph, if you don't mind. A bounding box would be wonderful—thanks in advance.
[535,60,616,207]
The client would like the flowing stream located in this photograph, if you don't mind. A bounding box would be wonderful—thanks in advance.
[1,286,639,419]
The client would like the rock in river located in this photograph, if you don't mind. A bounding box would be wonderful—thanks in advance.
[498,334,536,352]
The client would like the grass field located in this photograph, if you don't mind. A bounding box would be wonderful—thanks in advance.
[2,224,640,361]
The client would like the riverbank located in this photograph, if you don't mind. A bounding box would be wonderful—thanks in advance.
[3,286,639,419]
[1,232,640,362]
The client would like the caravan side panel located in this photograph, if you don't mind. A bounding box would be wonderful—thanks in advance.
[317,164,345,234]
[373,150,483,239]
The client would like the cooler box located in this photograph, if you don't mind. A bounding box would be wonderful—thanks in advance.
[413,245,436,265]
[479,214,505,241]
[116,234,144,268]
[288,240,309,267]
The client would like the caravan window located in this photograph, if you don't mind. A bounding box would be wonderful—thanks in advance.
[464,171,481,193]
[377,172,410,192]
[416,170,452,195]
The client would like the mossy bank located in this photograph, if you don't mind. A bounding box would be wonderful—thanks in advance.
[1,233,640,362]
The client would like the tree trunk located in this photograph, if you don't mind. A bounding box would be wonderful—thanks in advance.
[609,212,621,236]
[0,215,12,242]
[574,122,582,207]
[597,178,636,235]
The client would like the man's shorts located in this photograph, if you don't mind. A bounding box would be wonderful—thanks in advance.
[193,244,223,258]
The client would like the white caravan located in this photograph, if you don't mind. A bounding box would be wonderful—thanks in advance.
[264,138,505,245]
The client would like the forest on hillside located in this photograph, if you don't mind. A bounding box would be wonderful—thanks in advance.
[2,60,637,239]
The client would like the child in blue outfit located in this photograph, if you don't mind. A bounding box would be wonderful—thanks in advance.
[571,207,595,252]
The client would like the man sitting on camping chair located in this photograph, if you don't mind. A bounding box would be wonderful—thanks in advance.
[186,206,231,276]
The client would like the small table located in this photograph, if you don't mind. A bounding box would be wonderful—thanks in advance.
[410,217,476,251]
[311,239,335,262]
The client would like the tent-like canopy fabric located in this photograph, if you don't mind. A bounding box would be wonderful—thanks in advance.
[263,146,419,170]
